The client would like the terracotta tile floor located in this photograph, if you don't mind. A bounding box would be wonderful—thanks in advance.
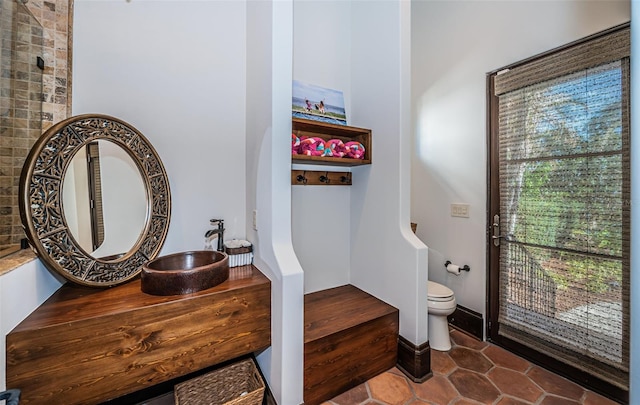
[323,329,619,405]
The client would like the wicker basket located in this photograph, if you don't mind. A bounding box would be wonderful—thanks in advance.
[174,358,265,405]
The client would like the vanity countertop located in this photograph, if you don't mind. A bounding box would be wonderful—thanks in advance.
[6,265,271,405]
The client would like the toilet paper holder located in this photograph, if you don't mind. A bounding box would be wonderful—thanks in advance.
[445,260,470,272]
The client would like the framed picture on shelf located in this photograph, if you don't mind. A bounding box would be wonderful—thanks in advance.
[292,80,347,126]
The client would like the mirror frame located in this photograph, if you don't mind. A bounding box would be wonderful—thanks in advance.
[19,114,171,287]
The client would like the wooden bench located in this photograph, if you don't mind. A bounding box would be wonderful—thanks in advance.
[304,284,399,405]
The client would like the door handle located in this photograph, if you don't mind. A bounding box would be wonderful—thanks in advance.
[492,234,511,245]
[492,214,513,246]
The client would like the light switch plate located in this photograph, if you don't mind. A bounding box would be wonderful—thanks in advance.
[451,203,469,218]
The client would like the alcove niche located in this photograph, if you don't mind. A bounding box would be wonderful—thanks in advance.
[289,1,428,403]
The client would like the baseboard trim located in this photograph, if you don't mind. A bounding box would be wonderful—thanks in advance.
[396,335,432,383]
[448,305,483,340]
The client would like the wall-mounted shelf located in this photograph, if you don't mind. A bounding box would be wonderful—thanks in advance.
[292,118,372,166]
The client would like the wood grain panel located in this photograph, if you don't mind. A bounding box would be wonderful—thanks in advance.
[448,305,484,341]
[397,335,431,383]
[304,285,398,405]
[305,284,397,342]
[6,265,271,405]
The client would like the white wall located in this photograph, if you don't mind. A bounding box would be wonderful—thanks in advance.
[0,260,64,390]
[292,1,353,294]
[292,0,352,119]
[246,2,305,404]
[72,0,248,254]
[411,0,630,318]
[349,1,428,345]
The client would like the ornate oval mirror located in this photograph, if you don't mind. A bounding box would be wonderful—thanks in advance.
[19,114,171,287]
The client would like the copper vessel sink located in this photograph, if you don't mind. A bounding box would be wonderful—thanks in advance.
[141,250,229,296]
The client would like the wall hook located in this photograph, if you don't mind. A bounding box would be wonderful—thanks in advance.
[319,171,330,183]
[296,171,308,184]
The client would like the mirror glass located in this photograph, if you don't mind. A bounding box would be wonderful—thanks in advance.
[20,114,171,287]
[62,140,148,259]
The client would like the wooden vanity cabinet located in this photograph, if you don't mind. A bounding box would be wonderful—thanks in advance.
[6,266,271,405]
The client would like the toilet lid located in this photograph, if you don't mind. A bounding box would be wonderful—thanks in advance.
[428,281,454,300]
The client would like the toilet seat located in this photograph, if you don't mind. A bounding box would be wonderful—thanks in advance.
[428,281,454,302]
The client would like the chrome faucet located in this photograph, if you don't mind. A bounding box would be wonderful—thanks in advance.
[205,219,225,252]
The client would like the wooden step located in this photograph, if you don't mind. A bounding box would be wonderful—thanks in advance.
[304,284,399,405]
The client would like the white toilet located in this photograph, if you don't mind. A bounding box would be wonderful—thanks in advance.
[428,281,457,351]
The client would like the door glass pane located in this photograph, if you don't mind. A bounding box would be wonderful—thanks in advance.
[497,60,629,388]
